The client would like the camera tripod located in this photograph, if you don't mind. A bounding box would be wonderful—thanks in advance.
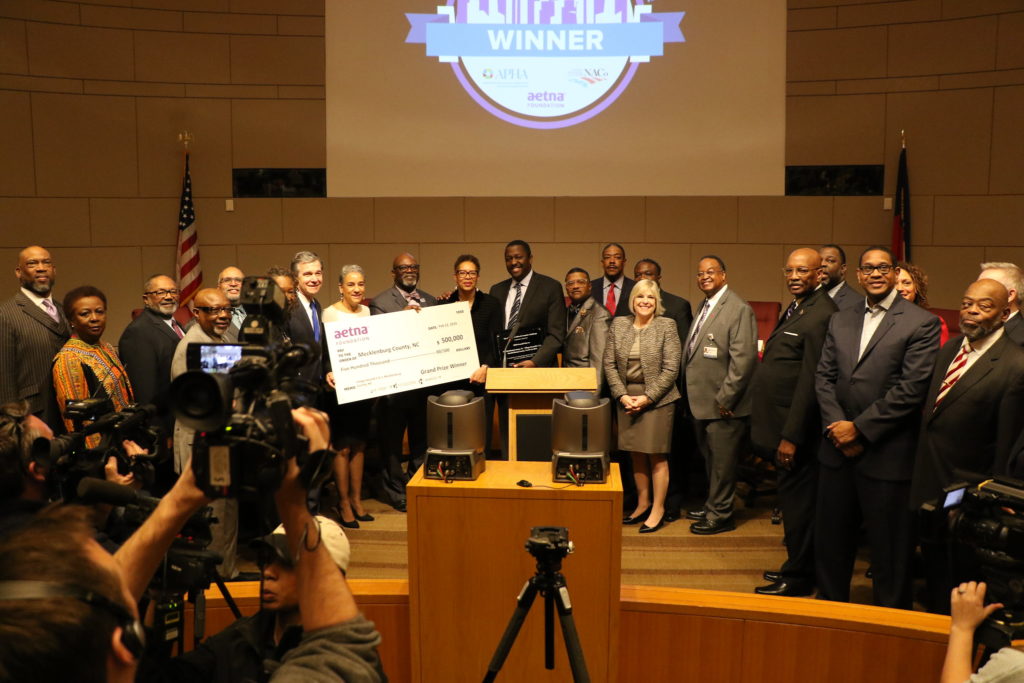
[482,554,590,682]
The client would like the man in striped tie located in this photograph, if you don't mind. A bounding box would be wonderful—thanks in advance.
[814,245,941,609]
[910,278,1024,613]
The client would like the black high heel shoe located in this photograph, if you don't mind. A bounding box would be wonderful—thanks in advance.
[639,518,665,534]
[354,512,375,522]
[622,506,652,525]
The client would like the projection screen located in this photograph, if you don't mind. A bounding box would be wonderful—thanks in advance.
[326,0,786,197]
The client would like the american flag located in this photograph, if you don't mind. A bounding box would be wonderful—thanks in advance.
[176,153,201,307]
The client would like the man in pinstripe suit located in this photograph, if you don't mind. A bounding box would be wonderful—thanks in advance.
[0,246,70,431]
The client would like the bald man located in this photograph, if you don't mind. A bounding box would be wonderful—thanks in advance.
[369,252,437,512]
[910,279,1024,611]
[169,287,238,577]
[0,245,70,430]
[750,248,838,596]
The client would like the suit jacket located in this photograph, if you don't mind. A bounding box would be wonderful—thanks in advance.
[591,276,635,318]
[909,333,1024,508]
[563,298,611,387]
[118,308,180,408]
[684,288,758,420]
[815,293,941,481]
[369,285,437,315]
[1005,314,1024,346]
[489,271,566,367]
[750,288,838,453]
[660,290,693,345]
[284,297,331,385]
[829,280,862,312]
[0,291,70,425]
[603,316,681,408]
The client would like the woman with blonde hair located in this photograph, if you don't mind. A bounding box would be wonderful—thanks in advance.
[603,279,681,533]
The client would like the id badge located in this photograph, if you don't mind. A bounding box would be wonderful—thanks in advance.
[703,346,718,359]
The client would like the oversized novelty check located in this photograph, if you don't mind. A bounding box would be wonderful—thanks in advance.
[325,302,479,405]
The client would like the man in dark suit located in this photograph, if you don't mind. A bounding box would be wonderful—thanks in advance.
[591,243,635,318]
[0,245,70,431]
[562,267,611,387]
[820,244,861,312]
[217,266,246,342]
[978,261,1024,346]
[814,245,941,608]
[369,252,437,511]
[910,278,1024,612]
[489,240,566,368]
[284,251,330,388]
[118,274,183,493]
[683,255,758,535]
[634,258,694,521]
[751,248,837,596]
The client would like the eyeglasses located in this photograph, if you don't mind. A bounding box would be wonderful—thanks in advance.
[395,265,420,272]
[145,288,180,297]
[858,264,893,275]
[456,270,479,278]
[782,267,817,276]
[565,279,589,287]
[696,269,721,278]
[219,277,243,284]
[194,306,232,315]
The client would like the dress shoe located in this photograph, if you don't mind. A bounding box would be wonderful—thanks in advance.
[639,518,665,534]
[685,508,707,521]
[623,506,652,525]
[689,517,735,535]
[355,512,375,522]
[663,509,680,523]
[338,518,360,530]
[763,570,782,583]
[392,499,407,513]
[754,579,814,597]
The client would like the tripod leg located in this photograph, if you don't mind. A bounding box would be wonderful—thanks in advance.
[213,575,243,620]
[545,592,554,670]
[553,584,591,683]
[482,578,540,683]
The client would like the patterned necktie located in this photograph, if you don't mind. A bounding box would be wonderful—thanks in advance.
[934,342,972,409]
[781,300,798,323]
[687,299,711,356]
[310,300,321,343]
[508,282,523,329]
[170,318,184,339]
[605,282,616,316]
[41,298,59,323]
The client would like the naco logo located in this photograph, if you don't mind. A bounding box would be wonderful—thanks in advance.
[406,1,684,129]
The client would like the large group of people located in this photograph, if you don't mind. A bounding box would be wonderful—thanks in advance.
[2,242,1024,605]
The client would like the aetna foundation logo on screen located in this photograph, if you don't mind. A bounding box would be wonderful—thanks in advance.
[406,1,684,129]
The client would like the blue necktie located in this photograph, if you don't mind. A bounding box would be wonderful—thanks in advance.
[310,300,321,343]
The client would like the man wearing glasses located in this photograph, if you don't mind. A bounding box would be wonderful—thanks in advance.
[369,253,437,512]
[118,274,183,490]
[217,266,246,342]
[814,246,940,609]
[169,287,239,578]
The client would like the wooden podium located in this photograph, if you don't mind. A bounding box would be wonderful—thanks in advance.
[486,367,598,460]
[407,460,622,683]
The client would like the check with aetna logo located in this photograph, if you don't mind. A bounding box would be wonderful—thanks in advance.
[325,302,479,404]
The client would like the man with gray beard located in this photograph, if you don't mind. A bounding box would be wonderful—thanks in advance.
[0,245,70,431]
[910,278,1024,612]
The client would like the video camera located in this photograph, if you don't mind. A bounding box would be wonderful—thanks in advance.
[921,474,1024,649]
[42,397,164,500]
[168,276,334,500]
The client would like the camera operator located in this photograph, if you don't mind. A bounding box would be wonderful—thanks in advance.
[0,407,385,683]
[0,399,144,537]
[941,581,1024,683]
[138,515,368,683]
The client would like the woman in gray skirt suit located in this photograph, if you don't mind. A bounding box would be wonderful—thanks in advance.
[603,279,681,533]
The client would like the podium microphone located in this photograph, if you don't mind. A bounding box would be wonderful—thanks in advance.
[501,321,522,368]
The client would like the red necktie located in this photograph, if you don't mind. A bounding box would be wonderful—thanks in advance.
[170,318,184,339]
[605,283,616,316]
[934,343,972,409]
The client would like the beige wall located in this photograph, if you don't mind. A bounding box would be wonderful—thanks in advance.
[1,0,1023,336]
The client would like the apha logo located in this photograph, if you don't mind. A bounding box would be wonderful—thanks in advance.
[406,1,685,129]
